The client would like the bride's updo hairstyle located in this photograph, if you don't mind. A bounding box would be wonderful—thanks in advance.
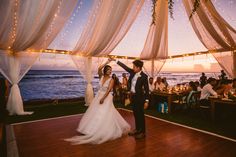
[103,65,112,75]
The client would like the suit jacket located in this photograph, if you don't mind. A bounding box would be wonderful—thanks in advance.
[117,61,149,100]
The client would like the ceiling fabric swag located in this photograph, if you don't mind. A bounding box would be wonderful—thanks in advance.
[140,0,168,60]
[0,0,77,53]
[0,0,77,115]
[183,0,236,50]
[183,0,236,78]
[71,0,144,57]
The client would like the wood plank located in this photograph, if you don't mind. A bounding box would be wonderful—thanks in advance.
[13,110,236,157]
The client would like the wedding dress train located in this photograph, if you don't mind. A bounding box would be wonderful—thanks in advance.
[65,77,130,144]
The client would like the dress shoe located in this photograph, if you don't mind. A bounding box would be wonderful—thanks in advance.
[128,130,139,136]
[135,132,145,139]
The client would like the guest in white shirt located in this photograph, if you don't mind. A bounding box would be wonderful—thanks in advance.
[148,77,155,93]
[154,77,166,91]
[162,77,169,87]
[200,78,217,106]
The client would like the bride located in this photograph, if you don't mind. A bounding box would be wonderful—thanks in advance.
[65,59,130,144]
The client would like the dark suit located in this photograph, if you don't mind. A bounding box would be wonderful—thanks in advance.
[117,61,149,133]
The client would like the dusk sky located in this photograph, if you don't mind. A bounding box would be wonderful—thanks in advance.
[32,0,236,72]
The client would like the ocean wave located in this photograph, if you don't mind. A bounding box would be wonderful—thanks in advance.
[23,75,83,79]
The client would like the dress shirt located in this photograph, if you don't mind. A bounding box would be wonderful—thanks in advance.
[200,83,217,100]
[131,71,141,93]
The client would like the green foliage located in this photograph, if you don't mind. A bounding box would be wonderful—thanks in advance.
[190,0,200,19]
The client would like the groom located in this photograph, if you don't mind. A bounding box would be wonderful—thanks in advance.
[114,59,149,139]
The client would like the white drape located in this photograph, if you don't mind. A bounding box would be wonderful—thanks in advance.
[183,0,236,78]
[71,56,97,106]
[0,0,77,52]
[0,51,40,115]
[70,0,144,105]
[0,0,77,115]
[211,51,236,79]
[140,0,168,60]
[72,0,144,56]
[143,59,166,77]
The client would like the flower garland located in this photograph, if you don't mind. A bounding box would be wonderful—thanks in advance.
[189,0,200,19]
[151,0,174,25]
[168,0,174,20]
[151,0,157,25]
[151,0,210,23]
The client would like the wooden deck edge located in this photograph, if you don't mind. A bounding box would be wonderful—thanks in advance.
[11,113,84,125]
[6,125,19,157]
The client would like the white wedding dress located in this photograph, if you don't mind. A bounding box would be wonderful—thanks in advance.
[65,77,130,144]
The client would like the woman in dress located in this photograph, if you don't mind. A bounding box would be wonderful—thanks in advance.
[65,59,130,144]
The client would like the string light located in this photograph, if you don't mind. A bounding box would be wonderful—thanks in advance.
[43,0,63,48]
[10,0,19,50]
[55,0,84,50]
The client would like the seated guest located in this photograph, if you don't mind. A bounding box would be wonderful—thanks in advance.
[162,77,168,87]
[195,81,202,92]
[154,77,166,91]
[148,77,155,109]
[120,73,128,104]
[199,77,217,106]
[228,78,236,100]
[121,73,128,90]
[112,74,121,101]
[148,77,155,93]
[219,70,227,81]
[215,79,232,96]
[186,81,199,107]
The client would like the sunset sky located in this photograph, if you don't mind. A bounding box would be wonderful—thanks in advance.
[32,0,236,72]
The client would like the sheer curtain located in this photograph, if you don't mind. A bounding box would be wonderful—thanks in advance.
[140,0,168,60]
[183,0,236,78]
[72,0,144,56]
[143,60,166,78]
[211,51,236,79]
[0,0,77,52]
[71,0,144,104]
[71,56,106,106]
[0,0,77,115]
[0,51,39,115]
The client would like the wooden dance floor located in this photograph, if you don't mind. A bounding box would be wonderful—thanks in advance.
[11,109,236,157]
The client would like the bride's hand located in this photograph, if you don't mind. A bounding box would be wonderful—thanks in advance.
[100,98,104,104]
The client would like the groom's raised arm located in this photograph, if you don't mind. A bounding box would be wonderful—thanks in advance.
[117,61,133,74]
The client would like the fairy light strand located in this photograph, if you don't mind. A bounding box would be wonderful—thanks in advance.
[43,0,63,49]
[56,0,84,50]
[9,0,19,50]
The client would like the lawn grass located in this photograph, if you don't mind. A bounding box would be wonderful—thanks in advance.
[6,101,88,124]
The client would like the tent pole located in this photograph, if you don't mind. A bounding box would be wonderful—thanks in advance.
[151,59,154,78]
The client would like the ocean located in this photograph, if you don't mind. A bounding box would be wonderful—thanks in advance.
[17,70,220,101]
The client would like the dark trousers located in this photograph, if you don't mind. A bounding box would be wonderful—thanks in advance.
[131,94,145,133]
